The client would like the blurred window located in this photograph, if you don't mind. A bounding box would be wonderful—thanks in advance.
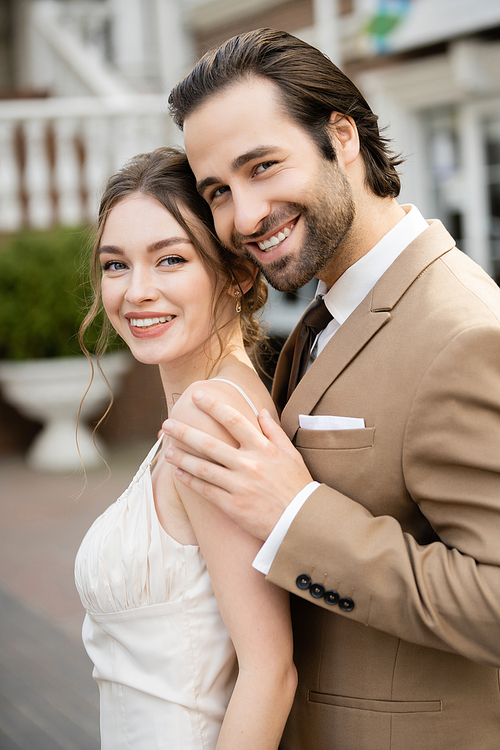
[423,103,500,286]
[424,106,464,248]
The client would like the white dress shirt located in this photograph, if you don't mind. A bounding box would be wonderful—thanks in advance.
[254,205,429,574]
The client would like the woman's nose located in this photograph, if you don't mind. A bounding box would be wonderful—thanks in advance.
[124,269,160,305]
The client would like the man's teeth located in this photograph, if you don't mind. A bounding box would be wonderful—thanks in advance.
[130,316,174,328]
[257,224,294,252]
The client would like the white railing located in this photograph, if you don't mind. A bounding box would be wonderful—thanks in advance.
[0,95,179,232]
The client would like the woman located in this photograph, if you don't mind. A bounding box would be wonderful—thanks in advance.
[74,147,297,749]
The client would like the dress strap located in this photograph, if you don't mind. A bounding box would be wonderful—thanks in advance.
[146,434,164,467]
[209,378,259,417]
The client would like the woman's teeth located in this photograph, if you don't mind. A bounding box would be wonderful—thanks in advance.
[130,316,174,328]
[257,224,294,252]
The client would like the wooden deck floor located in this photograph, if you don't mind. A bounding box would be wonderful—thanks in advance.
[0,588,99,750]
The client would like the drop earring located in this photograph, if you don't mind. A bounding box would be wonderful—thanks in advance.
[234,289,242,313]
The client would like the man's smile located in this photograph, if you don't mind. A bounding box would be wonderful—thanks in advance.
[237,217,299,259]
[257,221,295,252]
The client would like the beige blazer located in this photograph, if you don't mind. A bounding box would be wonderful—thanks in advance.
[270,221,500,750]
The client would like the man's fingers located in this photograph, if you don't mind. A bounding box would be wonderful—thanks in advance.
[190,390,268,448]
[172,465,267,540]
[162,418,235,466]
[258,408,299,457]
[165,443,231,488]
[174,466,217,498]
[171,463,234,512]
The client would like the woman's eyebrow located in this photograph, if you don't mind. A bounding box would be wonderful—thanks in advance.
[99,244,123,256]
[146,238,191,253]
[99,238,191,255]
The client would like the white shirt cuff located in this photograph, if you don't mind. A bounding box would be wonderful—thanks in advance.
[253,482,321,574]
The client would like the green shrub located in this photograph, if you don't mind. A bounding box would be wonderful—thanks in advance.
[0,226,118,360]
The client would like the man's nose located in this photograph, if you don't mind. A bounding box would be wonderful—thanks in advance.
[232,188,271,238]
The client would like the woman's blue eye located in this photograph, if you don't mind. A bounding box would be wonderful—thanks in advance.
[161,256,186,267]
[103,260,126,271]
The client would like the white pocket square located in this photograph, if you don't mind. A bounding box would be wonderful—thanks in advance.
[299,414,365,430]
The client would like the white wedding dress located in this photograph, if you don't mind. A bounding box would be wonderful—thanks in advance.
[75,380,259,749]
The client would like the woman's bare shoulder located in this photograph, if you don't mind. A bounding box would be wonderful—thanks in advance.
[170,368,276,442]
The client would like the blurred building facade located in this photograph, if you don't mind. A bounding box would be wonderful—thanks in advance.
[1,0,500,455]
[2,0,500,305]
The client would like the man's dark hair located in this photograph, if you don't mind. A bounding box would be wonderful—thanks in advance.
[169,28,403,198]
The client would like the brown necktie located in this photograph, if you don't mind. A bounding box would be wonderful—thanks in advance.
[288,296,333,400]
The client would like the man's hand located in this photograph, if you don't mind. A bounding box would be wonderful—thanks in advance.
[162,390,312,541]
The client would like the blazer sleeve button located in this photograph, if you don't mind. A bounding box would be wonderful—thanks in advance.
[310,583,325,599]
[324,589,340,605]
[296,574,311,590]
[339,597,355,612]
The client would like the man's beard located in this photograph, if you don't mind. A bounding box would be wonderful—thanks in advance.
[232,160,356,293]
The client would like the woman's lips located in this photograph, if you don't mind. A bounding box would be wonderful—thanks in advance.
[126,314,176,338]
[129,315,174,328]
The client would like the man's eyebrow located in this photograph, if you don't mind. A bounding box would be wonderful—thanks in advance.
[99,238,191,255]
[196,176,220,197]
[196,145,277,197]
[231,145,276,171]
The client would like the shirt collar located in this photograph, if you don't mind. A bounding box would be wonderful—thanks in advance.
[317,204,429,325]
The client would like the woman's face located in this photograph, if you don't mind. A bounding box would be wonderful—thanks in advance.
[99,193,231,373]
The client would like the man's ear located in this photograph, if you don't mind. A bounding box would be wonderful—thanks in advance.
[229,258,259,296]
[327,112,360,167]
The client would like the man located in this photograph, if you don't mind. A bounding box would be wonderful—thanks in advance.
[164,29,500,749]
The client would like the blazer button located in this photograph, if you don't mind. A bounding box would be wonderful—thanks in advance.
[339,597,355,612]
[324,590,340,605]
[296,574,311,590]
[310,583,325,599]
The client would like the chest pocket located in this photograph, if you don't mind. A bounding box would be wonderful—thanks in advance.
[295,427,375,451]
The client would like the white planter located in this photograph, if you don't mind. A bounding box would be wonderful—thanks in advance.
[0,351,131,472]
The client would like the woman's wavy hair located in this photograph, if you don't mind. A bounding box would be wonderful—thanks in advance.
[79,146,268,367]
[169,28,403,198]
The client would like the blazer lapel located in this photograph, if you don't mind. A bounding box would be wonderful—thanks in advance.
[279,220,456,440]
[280,302,390,438]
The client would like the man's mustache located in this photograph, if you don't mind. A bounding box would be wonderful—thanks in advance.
[230,204,304,249]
